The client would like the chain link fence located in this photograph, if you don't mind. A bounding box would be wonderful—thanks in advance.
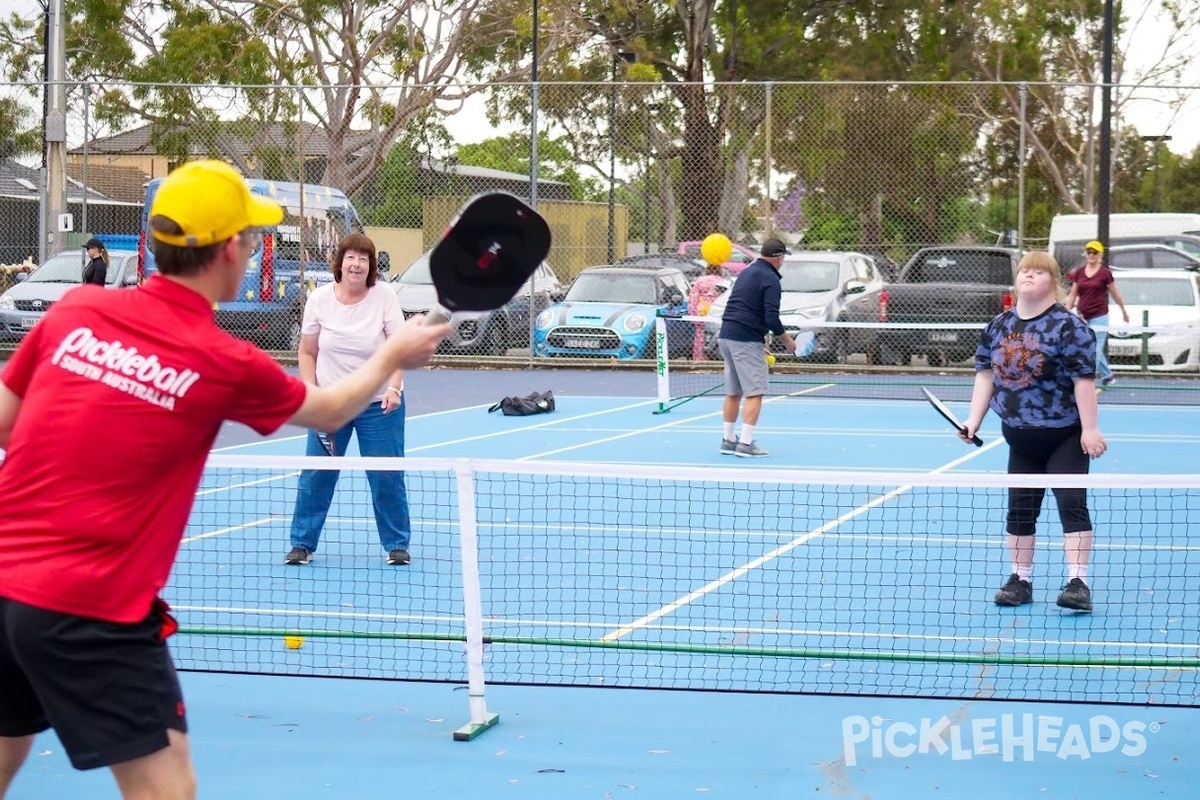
[0,78,1196,376]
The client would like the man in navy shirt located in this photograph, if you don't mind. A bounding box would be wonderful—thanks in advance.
[716,237,796,458]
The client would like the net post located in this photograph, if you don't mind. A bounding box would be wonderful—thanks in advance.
[452,460,499,741]
[654,314,670,413]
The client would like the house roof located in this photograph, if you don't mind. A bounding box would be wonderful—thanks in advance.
[0,160,115,203]
[65,163,150,204]
[420,157,570,187]
[74,121,377,160]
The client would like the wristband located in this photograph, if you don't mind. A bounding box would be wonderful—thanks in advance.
[386,386,402,397]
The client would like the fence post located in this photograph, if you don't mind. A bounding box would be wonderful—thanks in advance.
[1139,309,1150,372]
[1017,82,1027,250]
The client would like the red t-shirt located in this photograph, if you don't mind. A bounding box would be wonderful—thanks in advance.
[0,276,307,623]
[1067,265,1114,320]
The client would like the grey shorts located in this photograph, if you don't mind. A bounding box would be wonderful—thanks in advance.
[718,338,769,397]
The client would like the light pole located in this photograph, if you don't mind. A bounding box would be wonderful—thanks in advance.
[1140,134,1172,212]
[608,51,636,264]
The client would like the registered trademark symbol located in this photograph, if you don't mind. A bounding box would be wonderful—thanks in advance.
[1149,722,1161,734]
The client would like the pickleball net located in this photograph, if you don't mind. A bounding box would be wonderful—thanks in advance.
[173,454,1200,734]
[652,317,1200,413]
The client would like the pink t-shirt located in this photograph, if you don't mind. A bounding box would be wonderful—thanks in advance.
[302,282,404,399]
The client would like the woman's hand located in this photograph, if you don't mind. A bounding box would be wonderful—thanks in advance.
[1080,428,1107,459]
[381,388,402,415]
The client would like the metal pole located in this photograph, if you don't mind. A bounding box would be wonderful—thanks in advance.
[762,83,773,239]
[1017,82,1027,250]
[528,0,539,210]
[82,81,90,239]
[44,0,68,259]
[527,0,539,366]
[642,104,650,253]
[1096,0,1114,249]
[607,55,617,264]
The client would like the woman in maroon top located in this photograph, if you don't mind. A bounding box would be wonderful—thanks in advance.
[1064,240,1129,388]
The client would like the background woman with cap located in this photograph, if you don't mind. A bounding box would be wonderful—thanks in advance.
[1064,240,1128,389]
[81,238,108,286]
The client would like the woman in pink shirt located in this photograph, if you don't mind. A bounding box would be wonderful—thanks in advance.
[285,233,414,567]
[1065,240,1129,388]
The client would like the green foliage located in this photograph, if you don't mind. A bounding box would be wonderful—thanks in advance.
[0,96,39,158]
[456,132,602,201]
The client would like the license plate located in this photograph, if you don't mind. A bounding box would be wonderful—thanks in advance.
[565,338,600,349]
[20,317,38,329]
[929,331,958,342]
[1108,343,1139,356]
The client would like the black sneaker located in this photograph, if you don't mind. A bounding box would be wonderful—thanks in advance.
[284,547,312,565]
[1056,578,1093,611]
[387,549,411,565]
[994,573,1033,606]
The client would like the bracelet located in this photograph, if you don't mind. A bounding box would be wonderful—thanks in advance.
[386,386,402,397]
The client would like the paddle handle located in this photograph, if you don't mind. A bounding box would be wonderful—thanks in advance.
[424,306,452,326]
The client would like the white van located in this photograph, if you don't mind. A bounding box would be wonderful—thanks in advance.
[1049,213,1200,268]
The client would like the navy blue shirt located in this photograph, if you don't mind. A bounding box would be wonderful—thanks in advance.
[718,258,785,342]
[975,304,1096,429]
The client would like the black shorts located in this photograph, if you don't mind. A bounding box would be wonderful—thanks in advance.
[1001,423,1092,536]
[0,596,187,770]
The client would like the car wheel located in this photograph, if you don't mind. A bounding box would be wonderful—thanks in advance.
[928,351,949,368]
[485,318,509,356]
[862,338,881,366]
[288,316,301,351]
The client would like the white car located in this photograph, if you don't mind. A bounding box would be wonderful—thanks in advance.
[704,251,886,361]
[1106,269,1200,372]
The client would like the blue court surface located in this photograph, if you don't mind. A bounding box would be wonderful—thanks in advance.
[14,368,1200,798]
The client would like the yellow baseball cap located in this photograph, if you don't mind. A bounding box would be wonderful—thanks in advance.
[149,160,284,247]
[1084,240,1104,253]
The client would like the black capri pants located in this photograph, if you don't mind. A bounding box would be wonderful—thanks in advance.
[1001,422,1092,537]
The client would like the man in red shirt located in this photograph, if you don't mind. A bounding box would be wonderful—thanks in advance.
[0,160,449,799]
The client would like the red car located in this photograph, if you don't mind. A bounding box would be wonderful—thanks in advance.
[676,240,759,275]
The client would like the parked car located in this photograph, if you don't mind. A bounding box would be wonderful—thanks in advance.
[839,246,1020,366]
[617,253,710,281]
[676,240,759,275]
[1106,244,1200,271]
[703,251,886,361]
[1105,269,1200,372]
[393,250,563,355]
[0,246,139,340]
[533,265,691,359]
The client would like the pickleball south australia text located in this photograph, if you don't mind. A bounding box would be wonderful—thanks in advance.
[50,327,201,411]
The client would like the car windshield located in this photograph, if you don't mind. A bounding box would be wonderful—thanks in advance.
[1119,277,1197,307]
[396,255,433,285]
[780,260,840,293]
[26,252,98,284]
[906,252,1013,285]
[566,273,657,304]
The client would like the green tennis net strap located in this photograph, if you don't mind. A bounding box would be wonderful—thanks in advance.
[654,317,1200,414]
[179,456,1200,713]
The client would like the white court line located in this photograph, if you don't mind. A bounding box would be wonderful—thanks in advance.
[599,436,1004,641]
[181,517,279,543]
[519,384,836,460]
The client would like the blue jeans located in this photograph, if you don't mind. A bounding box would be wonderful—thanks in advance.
[1088,314,1113,382]
[289,399,411,553]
